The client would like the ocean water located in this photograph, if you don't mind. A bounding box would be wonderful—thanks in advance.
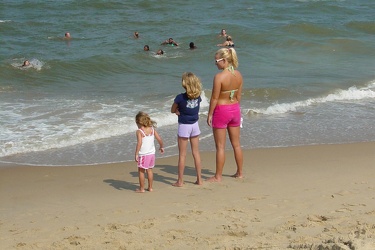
[1,0,374,167]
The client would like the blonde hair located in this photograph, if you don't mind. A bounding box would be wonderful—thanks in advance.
[135,111,157,128]
[181,72,202,99]
[216,47,239,69]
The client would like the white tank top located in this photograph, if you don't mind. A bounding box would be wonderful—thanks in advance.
[138,127,155,156]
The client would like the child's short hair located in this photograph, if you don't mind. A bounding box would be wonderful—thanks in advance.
[135,111,157,127]
[181,72,202,99]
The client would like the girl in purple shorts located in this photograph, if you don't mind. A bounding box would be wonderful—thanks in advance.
[171,72,203,187]
[135,111,164,193]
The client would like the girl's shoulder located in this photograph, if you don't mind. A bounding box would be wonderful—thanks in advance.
[141,126,154,135]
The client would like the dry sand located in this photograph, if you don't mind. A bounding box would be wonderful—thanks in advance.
[1,142,375,249]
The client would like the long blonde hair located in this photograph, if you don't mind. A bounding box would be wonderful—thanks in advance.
[216,47,239,69]
[181,72,202,99]
[135,111,157,128]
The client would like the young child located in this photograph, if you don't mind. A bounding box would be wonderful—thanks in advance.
[135,111,164,193]
[171,72,203,187]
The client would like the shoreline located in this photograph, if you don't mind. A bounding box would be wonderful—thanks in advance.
[2,139,375,168]
[1,142,375,249]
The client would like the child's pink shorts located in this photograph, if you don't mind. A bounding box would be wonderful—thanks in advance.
[137,154,155,169]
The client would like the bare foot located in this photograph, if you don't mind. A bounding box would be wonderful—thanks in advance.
[206,176,222,182]
[172,182,183,187]
[147,188,153,192]
[194,180,203,185]
[135,188,145,193]
[231,173,243,179]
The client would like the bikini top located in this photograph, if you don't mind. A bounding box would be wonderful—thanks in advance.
[221,89,238,102]
[221,65,238,102]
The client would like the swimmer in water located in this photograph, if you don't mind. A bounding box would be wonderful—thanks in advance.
[156,49,164,55]
[161,37,178,46]
[189,42,197,50]
[217,35,235,47]
[22,60,30,67]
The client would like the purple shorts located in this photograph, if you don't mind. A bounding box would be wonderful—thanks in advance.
[178,121,200,138]
[212,103,241,129]
[137,154,155,169]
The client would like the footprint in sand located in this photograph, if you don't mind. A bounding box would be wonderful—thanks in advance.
[245,196,267,201]
[307,214,328,222]
[65,235,87,246]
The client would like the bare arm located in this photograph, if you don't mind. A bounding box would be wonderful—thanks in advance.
[217,41,229,47]
[207,74,222,127]
[154,130,164,154]
[171,102,180,115]
[135,130,143,162]
[236,71,243,103]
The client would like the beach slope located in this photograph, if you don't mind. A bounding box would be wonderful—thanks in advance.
[1,142,375,249]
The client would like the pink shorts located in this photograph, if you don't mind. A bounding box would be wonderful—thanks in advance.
[137,154,155,169]
[178,121,200,138]
[212,103,241,129]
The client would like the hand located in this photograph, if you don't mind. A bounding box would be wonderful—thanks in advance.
[135,154,139,162]
[159,148,165,154]
[207,115,212,127]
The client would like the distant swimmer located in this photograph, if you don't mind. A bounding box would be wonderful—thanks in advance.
[144,45,150,51]
[64,32,71,39]
[217,35,234,47]
[22,60,30,67]
[156,49,164,55]
[219,29,228,37]
[134,31,139,39]
[161,37,178,46]
[189,42,197,50]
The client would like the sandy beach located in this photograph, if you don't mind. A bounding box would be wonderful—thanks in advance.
[1,142,375,250]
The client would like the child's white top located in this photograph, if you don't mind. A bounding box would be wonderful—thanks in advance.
[138,127,155,156]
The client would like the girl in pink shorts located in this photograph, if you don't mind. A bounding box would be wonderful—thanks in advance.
[135,111,164,193]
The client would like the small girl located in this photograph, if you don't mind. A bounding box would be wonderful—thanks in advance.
[171,72,203,187]
[135,111,164,193]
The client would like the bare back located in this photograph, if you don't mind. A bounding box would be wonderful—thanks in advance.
[214,68,243,105]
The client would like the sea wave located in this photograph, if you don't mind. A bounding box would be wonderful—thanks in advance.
[346,21,375,35]
[247,81,375,115]
[0,91,209,158]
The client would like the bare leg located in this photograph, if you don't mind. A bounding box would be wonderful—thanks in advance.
[228,126,243,178]
[146,168,154,191]
[206,128,226,182]
[190,136,202,185]
[172,137,188,187]
[136,168,146,193]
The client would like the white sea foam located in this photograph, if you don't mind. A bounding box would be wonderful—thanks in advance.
[248,81,375,115]
[0,91,210,158]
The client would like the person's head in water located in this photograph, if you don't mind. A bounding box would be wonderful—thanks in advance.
[22,60,30,67]
[189,42,197,49]
[144,45,150,51]
[156,49,164,55]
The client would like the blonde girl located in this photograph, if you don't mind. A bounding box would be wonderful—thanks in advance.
[135,111,164,192]
[171,72,203,187]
